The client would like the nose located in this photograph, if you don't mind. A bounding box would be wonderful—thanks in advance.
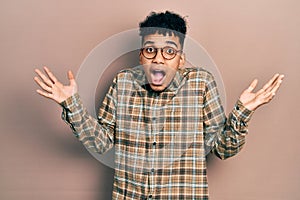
[152,49,164,64]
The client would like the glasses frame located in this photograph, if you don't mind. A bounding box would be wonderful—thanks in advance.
[140,46,183,60]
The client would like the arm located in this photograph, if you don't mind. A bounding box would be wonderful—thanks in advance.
[34,66,116,154]
[60,91,115,154]
[204,73,284,160]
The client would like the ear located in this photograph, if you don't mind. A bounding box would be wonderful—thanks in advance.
[179,53,185,68]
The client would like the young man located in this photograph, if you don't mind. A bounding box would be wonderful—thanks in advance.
[34,11,284,199]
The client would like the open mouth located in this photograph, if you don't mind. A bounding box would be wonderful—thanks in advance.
[150,69,166,85]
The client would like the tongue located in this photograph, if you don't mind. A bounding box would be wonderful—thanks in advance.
[152,71,164,84]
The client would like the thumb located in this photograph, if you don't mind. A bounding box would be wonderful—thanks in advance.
[68,70,76,85]
[68,70,74,82]
[247,79,258,92]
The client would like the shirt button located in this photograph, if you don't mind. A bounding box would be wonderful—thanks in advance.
[151,168,154,173]
[153,141,156,146]
[149,195,153,198]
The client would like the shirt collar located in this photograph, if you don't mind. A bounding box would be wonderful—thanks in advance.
[166,68,190,93]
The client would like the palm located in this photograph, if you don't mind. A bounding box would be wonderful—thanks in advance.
[34,66,78,104]
[239,74,284,111]
[240,91,256,104]
[50,81,77,103]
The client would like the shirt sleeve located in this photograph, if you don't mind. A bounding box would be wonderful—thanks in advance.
[203,73,254,160]
[60,79,117,154]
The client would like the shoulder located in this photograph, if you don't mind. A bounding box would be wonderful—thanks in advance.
[183,67,215,82]
[114,67,143,81]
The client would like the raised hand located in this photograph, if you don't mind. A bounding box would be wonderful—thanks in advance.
[34,66,78,104]
[239,73,284,111]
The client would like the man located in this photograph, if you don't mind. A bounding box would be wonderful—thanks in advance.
[34,11,284,199]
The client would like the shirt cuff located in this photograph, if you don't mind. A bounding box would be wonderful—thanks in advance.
[232,99,254,123]
[59,93,81,112]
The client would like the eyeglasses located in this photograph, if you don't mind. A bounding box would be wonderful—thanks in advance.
[140,46,182,60]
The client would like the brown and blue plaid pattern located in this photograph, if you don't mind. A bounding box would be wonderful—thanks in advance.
[61,67,253,199]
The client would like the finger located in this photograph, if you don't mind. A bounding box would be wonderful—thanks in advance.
[263,91,276,103]
[269,75,284,95]
[262,73,280,91]
[254,74,284,107]
[278,74,285,82]
[255,88,265,96]
[261,77,284,101]
[68,70,75,82]
[36,89,54,99]
[44,66,58,84]
[68,70,76,86]
[34,77,52,93]
[68,70,75,80]
[247,79,258,92]
[35,68,54,87]
[264,74,284,93]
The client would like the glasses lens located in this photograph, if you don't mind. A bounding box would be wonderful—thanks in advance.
[142,47,156,59]
[162,47,176,60]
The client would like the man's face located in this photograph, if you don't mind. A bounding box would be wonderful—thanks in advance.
[139,32,185,92]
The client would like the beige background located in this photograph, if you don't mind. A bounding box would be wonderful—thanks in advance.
[1,0,299,199]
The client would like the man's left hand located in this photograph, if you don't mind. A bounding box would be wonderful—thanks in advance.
[239,73,284,111]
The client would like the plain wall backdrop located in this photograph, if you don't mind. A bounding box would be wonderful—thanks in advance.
[0,0,299,199]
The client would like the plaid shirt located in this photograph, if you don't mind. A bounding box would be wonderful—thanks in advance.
[61,67,253,199]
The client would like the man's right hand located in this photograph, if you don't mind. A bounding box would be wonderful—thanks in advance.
[34,66,78,104]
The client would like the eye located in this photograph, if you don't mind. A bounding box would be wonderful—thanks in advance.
[164,47,175,55]
[145,47,155,53]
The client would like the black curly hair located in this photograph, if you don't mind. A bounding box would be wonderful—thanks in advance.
[139,11,187,48]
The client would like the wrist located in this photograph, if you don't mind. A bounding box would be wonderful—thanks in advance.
[242,102,257,111]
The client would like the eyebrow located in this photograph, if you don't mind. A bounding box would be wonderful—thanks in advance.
[143,40,178,48]
[143,41,155,46]
[166,41,178,48]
